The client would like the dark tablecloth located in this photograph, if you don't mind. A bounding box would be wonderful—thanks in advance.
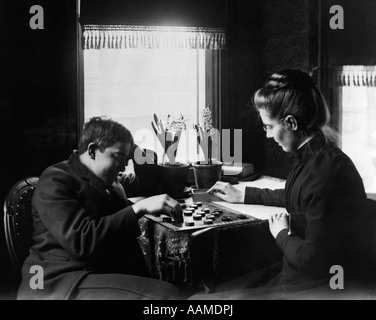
[138,217,283,292]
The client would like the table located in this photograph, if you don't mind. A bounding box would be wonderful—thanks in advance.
[136,176,287,292]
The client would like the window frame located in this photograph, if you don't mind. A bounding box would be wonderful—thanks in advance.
[79,24,226,162]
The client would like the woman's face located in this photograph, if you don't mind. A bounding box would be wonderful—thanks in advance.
[259,109,302,153]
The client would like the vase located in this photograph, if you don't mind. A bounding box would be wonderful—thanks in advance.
[192,161,223,189]
[158,163,190,197]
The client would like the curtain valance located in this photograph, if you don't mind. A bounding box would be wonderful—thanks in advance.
[82,25,226,50]
[334,66,376,87]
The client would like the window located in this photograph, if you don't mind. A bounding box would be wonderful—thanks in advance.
[82,25,225,163]
[334,66,376,193]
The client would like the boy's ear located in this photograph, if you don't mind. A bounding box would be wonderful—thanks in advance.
[88,143,97,159]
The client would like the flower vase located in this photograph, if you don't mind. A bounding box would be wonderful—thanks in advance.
[192,161,223,189]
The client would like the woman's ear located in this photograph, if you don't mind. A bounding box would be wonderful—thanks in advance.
[88,143,97,159]
[284,115,298,131]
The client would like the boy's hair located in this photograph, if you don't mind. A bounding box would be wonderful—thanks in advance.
[78,116,133,154]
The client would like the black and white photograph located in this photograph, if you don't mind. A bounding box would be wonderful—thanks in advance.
[0,0,376,306]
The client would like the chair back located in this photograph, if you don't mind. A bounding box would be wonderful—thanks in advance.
[367,198,376,262]
[3,177,39,274]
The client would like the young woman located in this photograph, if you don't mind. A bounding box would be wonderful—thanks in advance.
[194,70,373,299]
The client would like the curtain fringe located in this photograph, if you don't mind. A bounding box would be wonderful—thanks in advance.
[82,25,226,50]
[334,66,376,87]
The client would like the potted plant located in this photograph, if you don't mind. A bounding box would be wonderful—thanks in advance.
[151,113,190,197]
[193,106,223,189]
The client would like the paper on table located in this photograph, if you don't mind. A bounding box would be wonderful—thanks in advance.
[213,203,287,221]
[130,176,287,220]
[213,176,287,220]
[233,175,286,192]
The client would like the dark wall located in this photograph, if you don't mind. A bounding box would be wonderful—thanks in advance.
[318,0,376,111]
[224,0,265,173]
[325,0,376,66]
[232,0,376,178]
[261,0,313,178]
[81,0,228,27]
[0,0,79,297]
[227,0,315,178]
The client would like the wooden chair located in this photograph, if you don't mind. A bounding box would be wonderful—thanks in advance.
[3,177,39,274]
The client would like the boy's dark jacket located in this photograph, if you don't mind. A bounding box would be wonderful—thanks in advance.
[18,151,147,300]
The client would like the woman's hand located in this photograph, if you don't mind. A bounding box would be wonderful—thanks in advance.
[132,194,183,222]
[268,213,289,239]
[207,181,244,203]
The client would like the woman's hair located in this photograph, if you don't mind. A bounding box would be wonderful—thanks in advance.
[78,116,133,154]
[252,69,338,143]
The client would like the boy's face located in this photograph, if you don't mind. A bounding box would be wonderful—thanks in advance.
[92,141,132,186]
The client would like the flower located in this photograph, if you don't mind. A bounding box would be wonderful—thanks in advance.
[151,113,188,165]
[194,106,218,165]
[201,107,215,136]
[165,113,189,131]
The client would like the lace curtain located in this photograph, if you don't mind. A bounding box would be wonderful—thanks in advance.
[82,25,226,50]
[334,66,376,87]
